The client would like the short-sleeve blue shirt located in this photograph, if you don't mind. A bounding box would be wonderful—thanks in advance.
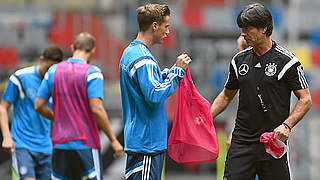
[2,66,52,154]
[37,58,104,150]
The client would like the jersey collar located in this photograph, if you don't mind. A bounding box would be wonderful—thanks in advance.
[68,58,86,63]
[132,40,151,52]
[253,40,277,58]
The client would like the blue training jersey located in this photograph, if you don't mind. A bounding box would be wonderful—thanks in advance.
[37,58,104,150]
[2,66,52,154]
[119,40,185,154]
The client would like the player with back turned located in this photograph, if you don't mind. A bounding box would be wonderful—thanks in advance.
[0,45,63,180]
[35,32,123,179]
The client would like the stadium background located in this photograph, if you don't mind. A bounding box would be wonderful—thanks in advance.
[0,0,320,179]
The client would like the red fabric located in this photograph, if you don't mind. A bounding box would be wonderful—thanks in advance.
[168,68,219,164]
[52,60,101,150]
[181,6,204,30]
[312,48,320,67]
[0,46,18,68]
[312,89,320,109]
[260,132,287,159]
[162,28,177,50]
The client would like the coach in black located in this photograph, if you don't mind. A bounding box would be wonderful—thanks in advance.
[211,3,312,180]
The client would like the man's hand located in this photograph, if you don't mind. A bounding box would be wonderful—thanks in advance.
[34,97,54,121]
[273,124,290,142]
[111,140,123,158]
[89,98,124,158]
[0,100,15,154]
[2,136,15,153]
[176,53,192,70]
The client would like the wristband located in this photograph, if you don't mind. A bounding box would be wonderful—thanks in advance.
[282,122,292,132]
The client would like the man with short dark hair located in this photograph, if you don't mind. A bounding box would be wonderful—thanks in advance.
[35,32,123,179]
[0,45,63,180]
[119,3,191,180]
[211,3,312,180]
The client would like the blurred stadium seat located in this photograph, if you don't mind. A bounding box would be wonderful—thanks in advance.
[312,48,320,67]
[0,46,18,68]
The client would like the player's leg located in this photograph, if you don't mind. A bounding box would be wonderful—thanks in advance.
[255,139,291,180]
[51,149,71,179]
[12,148,36,180]
[145,153,165,180]
[76,148,103,180]
[125,153,144,180]
[223,141,257,180]
[257,153,291,180]
[34,151,52,180]
[125,152,165,180]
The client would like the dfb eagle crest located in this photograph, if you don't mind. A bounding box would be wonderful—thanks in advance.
[265,63,277,76]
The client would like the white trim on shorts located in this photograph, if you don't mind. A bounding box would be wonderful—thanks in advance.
[92,149,101,180]
[287,140,293,180]
[12,152,20,179]
[142,155,152,180]
[125,165,143,179]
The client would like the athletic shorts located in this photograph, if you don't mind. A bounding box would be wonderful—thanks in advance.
[52,148,103,180]
[12,148,52,180]
[125,152,165,180]
[223,140,291,180]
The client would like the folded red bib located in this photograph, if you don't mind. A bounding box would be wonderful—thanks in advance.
[260,132,287,159]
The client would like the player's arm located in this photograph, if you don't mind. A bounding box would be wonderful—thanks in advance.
[133,54,190,105]
[285,88,312,128]
[86,68,123,158]
[211,88,238,119]
[274,88,312,142]
[88,98,123,158]
[34,72,54,121]
[0,76,21,153]
[135,62,182,105]
[160,67,170,80]
[175,53,191,70]
[211,59,239,119]
[0,99,15,153]
[274,63,312,142]
[34,97,54,121]
[160,52,190,79]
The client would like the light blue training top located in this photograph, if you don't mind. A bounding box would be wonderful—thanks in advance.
[37,58,104,150]
[2,66,52,154]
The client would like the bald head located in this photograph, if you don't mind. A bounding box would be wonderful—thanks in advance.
[73,32,95,53]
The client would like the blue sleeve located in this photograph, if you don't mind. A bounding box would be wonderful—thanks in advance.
[132,58,185,105]
[2,76,19,103]
[86,66,104,100]
[160,67,170,80]
[37,72,52,100]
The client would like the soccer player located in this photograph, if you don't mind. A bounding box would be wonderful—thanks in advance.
[34,32,123,179]
[211,3,312,180]
[0,45,63,180]
[119,3,192,180]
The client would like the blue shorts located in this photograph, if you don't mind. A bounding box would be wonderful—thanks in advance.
[125,152,165,180]
[12,148,52,180]
[52,148,103,180]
